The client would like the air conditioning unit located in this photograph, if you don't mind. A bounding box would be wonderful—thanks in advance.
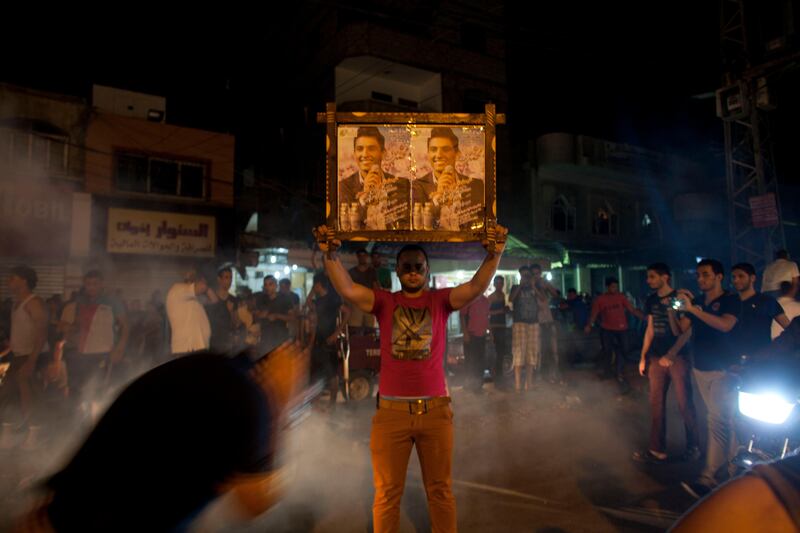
[766,36,787,53]
[755,77,776,111]
[716,82,750,121]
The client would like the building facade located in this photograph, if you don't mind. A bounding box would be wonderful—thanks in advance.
[0,83,237,309]
[529,132,728,300]
[0,83,89,300]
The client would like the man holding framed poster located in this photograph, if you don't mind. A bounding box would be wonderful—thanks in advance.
[318,102,505,533]
[314,222,508,533]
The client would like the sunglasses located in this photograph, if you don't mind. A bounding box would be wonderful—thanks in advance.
[399,262,426,274]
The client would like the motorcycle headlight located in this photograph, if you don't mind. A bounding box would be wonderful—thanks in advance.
[738,391,796,425]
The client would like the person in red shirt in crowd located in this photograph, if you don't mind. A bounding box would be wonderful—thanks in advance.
[585,277,644,390]
[460,293,491,393]
[314,223,507,533]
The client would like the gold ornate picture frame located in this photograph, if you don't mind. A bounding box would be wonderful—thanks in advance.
[318,103,504,243]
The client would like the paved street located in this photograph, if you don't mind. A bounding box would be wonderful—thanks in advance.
[0,364,708,532]
[194,368,705,532]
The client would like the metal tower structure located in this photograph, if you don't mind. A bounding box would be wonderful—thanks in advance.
[718,0,795,269]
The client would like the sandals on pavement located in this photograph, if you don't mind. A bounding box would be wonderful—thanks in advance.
[632,449,668,464]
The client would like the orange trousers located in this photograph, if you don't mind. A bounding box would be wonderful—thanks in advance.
[370,404,457,533]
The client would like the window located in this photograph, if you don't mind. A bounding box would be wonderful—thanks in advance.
[150,159,179,195]
[593,201,619,235]
[180,163,205,198]
[398,98,419,109]
[0,128,68,174]
[114,152,207,199]
[551,195,576,232]
[48,139,66,172]
[117,154,148,193]
[641,211,659,239]
[371,91,392,103]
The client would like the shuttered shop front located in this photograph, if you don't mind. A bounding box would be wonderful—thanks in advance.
[0,261,65,300]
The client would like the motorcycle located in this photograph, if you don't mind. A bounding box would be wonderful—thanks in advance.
[732,354,800,470]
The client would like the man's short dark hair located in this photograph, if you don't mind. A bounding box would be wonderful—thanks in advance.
[396,244,429,266]
[647,263,671,279]
[605,277,619,287]
[776,249,789,260]
[189,264,212,283]
[279,278,291,287]
[732,262,756,277]
[529,264,542,273]
[10,265,37,290]
[518,265,532,275]
[217,266,232,277]
[355,248,368,256]
[427,127,459,151]
[84,269,104,281]
[697,258,724,276]
[780,281,793,296]
[264,275,277,283]
[354,127,385,151]
[313,272,331,289]
[567,288,577,294]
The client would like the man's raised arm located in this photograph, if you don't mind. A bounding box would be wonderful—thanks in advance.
[449,225,508,311]
[314,225,374,313]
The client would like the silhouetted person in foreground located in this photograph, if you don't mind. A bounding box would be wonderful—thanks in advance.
[16,342,308,532]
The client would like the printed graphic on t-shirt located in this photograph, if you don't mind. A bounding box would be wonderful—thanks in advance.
[392,305,432,360]
[648,293,673,337]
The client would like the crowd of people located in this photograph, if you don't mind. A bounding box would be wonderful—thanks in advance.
[0,245,406,444]
[2,243,800,530]
[0,263,323,448]
[458,265,642,395]
[467,250,800,503]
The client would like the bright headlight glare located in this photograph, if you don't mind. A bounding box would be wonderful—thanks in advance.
[738,391,796,425]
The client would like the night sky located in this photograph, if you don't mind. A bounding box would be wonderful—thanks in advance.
[508,2,722,156]
[3,2,796,199]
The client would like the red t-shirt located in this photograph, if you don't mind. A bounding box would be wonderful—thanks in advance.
[591,293,635,331]
[78,303,99,353]
[460,295,490,337]
[371,288,454,397]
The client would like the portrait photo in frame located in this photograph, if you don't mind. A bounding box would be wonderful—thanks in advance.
[319,103,504,243]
